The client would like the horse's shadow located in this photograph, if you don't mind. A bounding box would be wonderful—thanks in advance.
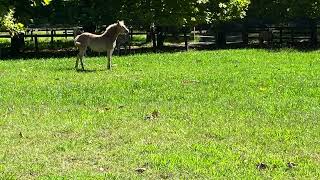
[76,69,105,73]
[55,67,106,73]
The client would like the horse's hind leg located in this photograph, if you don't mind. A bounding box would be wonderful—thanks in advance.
[75,54,80,69]
[80,54,85,71]
[77,47,86,71]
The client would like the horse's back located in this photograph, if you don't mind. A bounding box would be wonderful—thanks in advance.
[75,32,115,52]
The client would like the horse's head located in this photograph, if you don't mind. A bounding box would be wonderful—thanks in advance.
[117,20,129,34]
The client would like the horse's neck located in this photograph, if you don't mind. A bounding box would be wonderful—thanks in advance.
[102,25,120,42]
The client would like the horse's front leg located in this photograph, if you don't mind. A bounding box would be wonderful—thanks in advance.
[117,43,120,56]
[80,56,85,71]
[107,49,114,70]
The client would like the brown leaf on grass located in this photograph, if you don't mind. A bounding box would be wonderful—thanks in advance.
[29,172,37,177]
[144,115,153,120]
[287,162,297,169]
[151,110,160,118]
[144,110,160,120]
[256,163,267,170]
[182,79,200,85]
[160,173,173,179]
[99,167,109,172]
[135,167,146,173]
[98,107,112,113]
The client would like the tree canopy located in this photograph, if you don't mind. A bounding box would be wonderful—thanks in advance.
[1,0,251,29]
[247,0,320,23]
[2,0,320,32]
[119,0,250,26]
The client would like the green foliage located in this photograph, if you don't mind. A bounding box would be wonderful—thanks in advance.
[120,0,250,26]
[0,0,52,34]
[247,0,320,22]
[1,8,25,36]
[3,0,320,31]
[198,0,250,23]
[2,0,251,28]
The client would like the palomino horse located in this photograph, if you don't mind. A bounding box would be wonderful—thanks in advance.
[74,21,129,70]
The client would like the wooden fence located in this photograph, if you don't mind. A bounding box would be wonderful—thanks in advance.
[0,24,320,57]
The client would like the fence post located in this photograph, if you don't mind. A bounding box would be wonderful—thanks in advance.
[184,26,189,51]
[242,25,248,46]
[151,24,157,52]
[51,30,54,48]
[129,27,133,53]
[290,28,294,45]
[280,27,283,46]
[31,30,34,41]
[311,22,317,47]
[35,34,39,53]
[65,29,68,39]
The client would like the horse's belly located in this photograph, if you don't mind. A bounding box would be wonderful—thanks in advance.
[89,43,108,52]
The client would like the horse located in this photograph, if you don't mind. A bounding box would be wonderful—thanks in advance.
[74,21,129,70]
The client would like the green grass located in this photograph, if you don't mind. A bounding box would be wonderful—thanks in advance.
[0,49,319,179]
[131,34,147,43]
[0,39,10,48]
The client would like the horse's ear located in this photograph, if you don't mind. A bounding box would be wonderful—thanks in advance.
[118,20,124,26]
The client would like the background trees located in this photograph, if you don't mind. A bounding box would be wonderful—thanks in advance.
[1,0,320,32]
[118,0,250,27]
[247,0,320,23]
[1,0,251,30]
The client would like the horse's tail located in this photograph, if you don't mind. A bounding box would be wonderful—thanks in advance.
[75,41,82,47]
[74,35,82,47]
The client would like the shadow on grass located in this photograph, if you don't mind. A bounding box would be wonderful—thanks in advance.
[76,69,106,73]
[1,42,320,61]
[53,67,107,73]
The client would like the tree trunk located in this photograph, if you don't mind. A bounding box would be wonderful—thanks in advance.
[11,33,25,55]
[156,26,165,48]
[216,31,226,48]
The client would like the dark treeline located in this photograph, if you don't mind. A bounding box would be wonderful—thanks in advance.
[2,1,320,31]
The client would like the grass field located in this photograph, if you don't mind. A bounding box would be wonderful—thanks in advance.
[0,49,319,179]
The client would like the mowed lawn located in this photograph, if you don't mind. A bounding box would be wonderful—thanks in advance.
[0,49,319,179]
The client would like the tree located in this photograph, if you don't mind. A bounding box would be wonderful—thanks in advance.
[0,0,52,29]
[119,0,250,27]
[0,0,52,54]
[247,0,320,23]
